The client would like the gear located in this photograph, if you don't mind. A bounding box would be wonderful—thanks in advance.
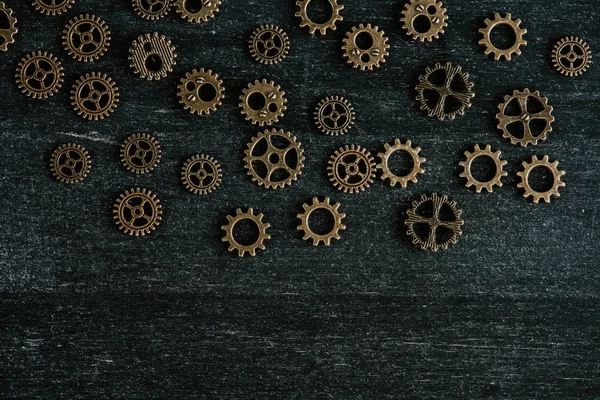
[244,129,304,190]
[32,0,75,16]
[181,154,223,195]
[63,14,111,62]
[15,51,64,100]
[0,2,17,52]
[458,144,507,193]
[132,0,172,20]
[342,24,390,71]
[71,72,119,120]
[377,139,425,188]
[314,96,355,136]
[517,155,565,204]
[415,61,474,121]
[552,36,592,77]
[295,0,344,35]
[239,80,287,126]
[120,133,162,174]
[174,0,221,23]
[221,208,271,257]
[50,143,91,184]
[129,33,177,81]
[496,88,554,147]
[400,0,448,42]
[114,188,163,236]
[177,69,224,116]
[249,25,290,65]
[405,193,463,252]
[479,13,527,61]
[328,145,376,194]
[297,197,346,246]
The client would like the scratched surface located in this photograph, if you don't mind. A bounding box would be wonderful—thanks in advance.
[0,0,599,398]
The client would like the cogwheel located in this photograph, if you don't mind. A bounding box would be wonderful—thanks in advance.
[50,143,91,184]
[517,155,565,204]
[552,36,592,77]
[71,72,119,120]
[400,0,448,42]
[32,0,75,16]
[239,80,287,126]
[129,33,177,80]
[0,2,17,52]
[181,154,223,195]
[295,0,344,35]
[120,133,162,174]
[479,13,527,61]
[174,0,221,23]
[249,25,290,65]
[16,51,64,100]
[314,96,355,136]
[458,144,507,193]
[328,144,376,194]
[132,0,172,20]
[297,196,346,246]
[244,129,304,190]
[221,208,271,257]
[63,14,111,62]
[177,69,224,116]
[377,139,425,188]
[114,188,163,236]
[342,24,390,71]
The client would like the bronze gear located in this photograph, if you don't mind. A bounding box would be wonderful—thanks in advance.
[0,2,17,52]
[517,155,565,204]
[328,144,376,194]
[181,154,223,195]
[314,96,355,136]
[174,0,221,23]
[415,61,474,121]
[552,36,592,77]
[295,0,344,36]
[400,0,448,42]
[239,80,287,126]
[128,33,177,81]
[32,0,74,16]
[377,139,425,188]
[342,24,390,71]
[244,129,304,190]
[50,143,91,184]
[297,197,346,246]
[221,208,271,257]
[479,13,527,61]
[405,193,463,252]
[63,14,111,62]
[496,88,554,147]
[132,0,172,20]
[249,25,290,65]
[71,72,119,120]
[15,51,64,100]
[458,144,507,193]
[114,188,163,236]
[177,69,224,116]
[120,133,162,174]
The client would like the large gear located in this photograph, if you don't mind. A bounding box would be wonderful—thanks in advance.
[400,0,448,42]
[132,0,172,20]
[479,13,527,61]
[249,25,290,65]
[314,96,355,136]
[16,51,64,100]
[113,188,163,236]
[221,208,271,257]
[181,154,223,195]
[120,133,162,174]
[458,144,507,193]
[342,24,390,71]
[63,14,111,62]
[328,144,376,194]
[177,69,224,116]
[174,0,221,23]
[377,139,425,188]
[295,0,344,36]
[297,197,346,246]
[517,155,565,204]
[50,143,91,184]
[71,72,119,120]
[552,36,592,77]
[0,2,17,52]
[239,80,287,126]
[32,0,75,16]
[129,33,177,81]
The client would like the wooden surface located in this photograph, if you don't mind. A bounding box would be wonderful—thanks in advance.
[1,0,599,398]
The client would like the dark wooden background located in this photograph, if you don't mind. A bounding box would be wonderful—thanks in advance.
[1,0,599,398]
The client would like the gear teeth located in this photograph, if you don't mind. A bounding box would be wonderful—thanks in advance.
[113,188,163,236]
[459,144,507,193]
[222,208,271,257]
[479,13,527,61]
[517,155,565,204]
[174,0,221,23]
[377,139,425,188]
[297,197,346,246]
[240,80,287,126]
[132,0,172,20]
[129,33,177,81]
[16,51,64,100]
[120,133,162,174]
[71,72,119,120]
[314,96,356,136]
[295,0,343,35]
[401,0,449,42]
[181,154,223,195]
[32,0,74,16]
[342,24,389,71]
[328,145,376,194]
[63,15,111,62]
[177,68,225,116]
[0,2,17,51]
[552,36,592,77]
[249,25,290,64]
[50,143,92,184]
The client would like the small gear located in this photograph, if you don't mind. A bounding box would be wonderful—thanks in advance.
[114,188,163,236]
[239,80,287,126]
[221,208,271,257]
[174,0,221,23]
[249,25,290,65]
[342,24,390,71]
[295,0,344,36]
[15,51,64,100]
[496,89,554,147]
[314,96,355,136]
[32,0,75,16]
[552,36,592,77]
[244,129,304,190]
[328,145,376,194]
[405,193,463,252]
[177,69,224,116]
[400,0,448,42]
[181,154,223,195]
[132,0,172,20]
[71,72,119,120]
[479,13,527,61]
[517,155,565,204]
[129,33,177,81]
[120,133,162,174]
[50,143,91,184]
[297,197,346,246]
[458,144,507,193]
[63,14,111,62]
[415,62,474,121]
[0,2,17,52]
[377,139,425,188]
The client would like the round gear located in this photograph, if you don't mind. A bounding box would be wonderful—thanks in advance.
[377,139,425,188]
[221,208,271,257]
[50,143,91,184]
[342,24,390,71]
[0,2,18,52]
[32,0,75,16]
[295,0,344,36]
[552,36,592,77]
[132,0,172,20]
[71,72,119,120]
[239,80,287,126]
[174,0,221,23]
[249,25,290,65]
[496,88,554,147]
[415,61,474,121]
[129,33,177,81]
[405,193,463,252]
[181,154,223,195]
[400,0,448,42]
[120,133,162,174]
[114,188,163,236]
[479,13,527,61]
[244,129,304,190]
[314,96,355,136]
[297,197,346,246]
[458,144,507,193]
[328,144,376,194]
[63,14,111,62]
[177,69,224,116]
[15,51,64,100]
[517,155,565,204]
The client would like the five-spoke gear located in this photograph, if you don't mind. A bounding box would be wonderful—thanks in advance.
[328,144,376,194]
[552,36,592,77]
[181,154,223,195]
[120,133,162,174]
[50,143,91,184]
[16,51,64,100]
[249,25,290,65]
[63,14,111,62]
[71,72,119,120]
[113,188,163,236]
[314,96,355,136]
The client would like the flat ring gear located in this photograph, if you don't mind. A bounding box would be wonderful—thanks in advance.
[16,51,64,100]
[328,144,376,194]
[63,14,111,62]
[517,155,565,204]
[0,2,17,52]
[129,33,177,81]
[479,13,527,61]
[50,143,91,184]
[295,0,343,36]
[249,25,290,65]
[177,69,224,116]
[221,208,271,257]
[181,154,223,195]
[71,72,119,120]
[32,0,75,16]
[114,188,163,236]
[175,0,221,23]
[132,0,172,20]
[297,197,346,246]
[342,24,390,71]
[458,144,507,193]
[239,80,287,126]
[314,96,355,136]
[377,139,425,188]
[120,133,162,174]
[401,0,448,42]
[552,36,592,77]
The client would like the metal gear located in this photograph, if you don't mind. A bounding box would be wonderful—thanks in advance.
[377,139,425,188]
[177,69,224,116]
[50,143,91,184]
[314,96,355,136]
[458,144,507,193]
[0,2,17,52]
[174,0,221,23]
[132,0,172,20]
[239,80,287,126]
[342,24,390,71]
[113,188,163,236]
[496,88,554,147]
[129,33,177,81]
[181,154,223,195]
[328,144,376,194]
[405,193,463,252]
[15,51,64,100]
[479,13,527,61]
[71,72,119,120]
[295,0,344,35]
[249,25,290,65]
[400,0,448,42]
[63,14,111,62]
[221,208,271,257]
[244,129,304,190]
[120,133,162,174]
[297,197,346,246]
[552,36,592,77]
[517,155,565,204]
[32,0,75,16]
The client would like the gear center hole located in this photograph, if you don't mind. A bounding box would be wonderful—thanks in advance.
[145,54,163,72]
[183,0,204,13]
[232,219,260,246]
[308,207,336,236]
[412,15,432,34]
[198,83,217,102]
[528,165,554,193]
[306,0,334,24]
[248,92,267,111]
[355,31,374,50]
[387,150,415,177]
[470,155,498,183]
[489,23,517,50]
[268,153,280,164]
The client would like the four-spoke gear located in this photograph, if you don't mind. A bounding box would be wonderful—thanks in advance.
[239,80,287,126]
[32,0,75,16]
[342,24,390,71]
[175,0,221,23]
[221,208,271,257]
[249,25,290,65]
[479,13,527,61]
[405,193,463,252]
[314,96,355,136]
[401,0,448,42]
[114,188,163,236]
[244,129,305,190]
[16,51,64,100]
[181,154,223,195]
[50,143,91,184]
[517,155,565,204]
[177,69,224,116]
[63,14,111,62]
[377,139,425,188]
[129,33,177,81]
[132,0,172,20]
[295,0,344,36]
[552,36,592,77]
[297,197,346,246]
[120,133,162,174]
[496,88,554,147]
[0,2,17,52]
[415,62,474,121]
[458,144,507,193]
[71,72,119,120]
[328,144,376,194]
